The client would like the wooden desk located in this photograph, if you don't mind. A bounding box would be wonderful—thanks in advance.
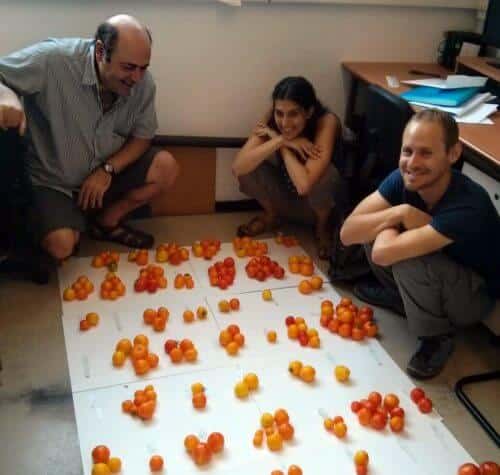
[342,61,500,180]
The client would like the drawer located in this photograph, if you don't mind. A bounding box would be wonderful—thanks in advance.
[462,163,500,214]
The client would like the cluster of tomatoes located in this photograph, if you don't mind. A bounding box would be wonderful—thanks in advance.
[297,275,324,295]
[410,387,433,414]
[79,312,99,331]
[192,239,221,260]
[245,256,285,281]
[270,466,303,475]
[91,250,120,271]
[182,306,208,323]
[143,307,169,332]
[174,273,195,289]
[285,316,321,348]
[63,275,94,301]
[324,415,348,438]
[219,324,245,355]
[90,445,122,475]
[184,432,225,466]
[275,233,299,247]
[232,236,268,258]
[288,255,314,276]
[351,391,405,433]
[234,372,259,399]
[218,297,240,313]
[100,272,126,300]
[208,257,236,289]
[155,242,190,265]
[456,462,499,475]
[319,298,378,341]
[134,265,167,293]
[164,338,198,363]
[121,384,157,421]
[288,360,316,383]
[353,451,370,475]
[254,408,295,452]
[112,335,159,376]
[191,382,207,409]
[128,249,149,266]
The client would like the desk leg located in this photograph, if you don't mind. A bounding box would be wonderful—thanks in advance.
[344,75,359,130]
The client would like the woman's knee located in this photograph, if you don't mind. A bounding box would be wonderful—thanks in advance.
[42,228,79,260]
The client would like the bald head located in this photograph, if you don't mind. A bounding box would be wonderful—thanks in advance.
[94,15,152,96]
[94,15,152,62]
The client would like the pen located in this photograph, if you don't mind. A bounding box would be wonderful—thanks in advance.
[409,69,443,78]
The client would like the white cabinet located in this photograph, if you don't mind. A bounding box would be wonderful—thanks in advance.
[462,162,500,214]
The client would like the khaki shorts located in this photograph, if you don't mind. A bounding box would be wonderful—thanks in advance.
[30,147,158,244]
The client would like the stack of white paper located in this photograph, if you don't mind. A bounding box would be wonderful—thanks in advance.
[402,73,497,124]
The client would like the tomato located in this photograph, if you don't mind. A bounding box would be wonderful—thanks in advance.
[457,463,481,475]
[410,387,426,404]
[192,442,212,465]
[368,391,382,407]
[418,397,433,414]
[207,432,225,453]
[285,316,296,326]
[224,257,235,268]
[390,407,405,418]
[479,462,499,475]
[351,401,362,413]
[91,445,110,464]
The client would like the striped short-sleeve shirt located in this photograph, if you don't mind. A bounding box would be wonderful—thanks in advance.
[0,37,158,195]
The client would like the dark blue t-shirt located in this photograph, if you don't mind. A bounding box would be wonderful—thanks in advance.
[379,169,500,298]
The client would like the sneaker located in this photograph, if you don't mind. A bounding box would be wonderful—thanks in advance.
[353,279,405,316]
[407,335,455,380]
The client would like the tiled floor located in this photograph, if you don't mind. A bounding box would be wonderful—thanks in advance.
[0,212,498,475]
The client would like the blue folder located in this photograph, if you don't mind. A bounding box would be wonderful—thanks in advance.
[400,86,480,107]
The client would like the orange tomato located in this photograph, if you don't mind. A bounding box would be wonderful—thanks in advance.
[184,434,200,454]
[207,432,224,453]
[149,455,164,472]
[192,442,212,465]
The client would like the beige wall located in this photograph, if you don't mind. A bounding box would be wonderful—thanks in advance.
[0,1,476,138]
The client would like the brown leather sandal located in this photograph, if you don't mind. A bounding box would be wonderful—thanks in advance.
[236,216,279,238]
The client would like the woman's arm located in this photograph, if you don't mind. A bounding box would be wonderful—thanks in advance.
[281,113,339,195]
[232,132,285,177]
[232,109,283,177]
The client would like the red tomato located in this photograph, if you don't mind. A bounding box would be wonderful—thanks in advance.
[410,387,426,404]
[480,462,499,475]
[285,316,296,326]
[418,397,433,414]
[224,257,235,268]
[134,278,146,292]
[457,463,481,475]
[370,412,387,430]
[273,266,285,279]
[351,401,362,413]
[368,391,382,407]
[390,407,405,418]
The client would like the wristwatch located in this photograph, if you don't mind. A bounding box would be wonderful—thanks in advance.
[102,162,115,176]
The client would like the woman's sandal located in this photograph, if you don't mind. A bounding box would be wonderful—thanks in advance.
[88,221,154,249]
[237,216,279,238]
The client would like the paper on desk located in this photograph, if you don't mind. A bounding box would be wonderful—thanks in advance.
[402,75,488,89]
[454,103,497,124]
[410,92,493,116]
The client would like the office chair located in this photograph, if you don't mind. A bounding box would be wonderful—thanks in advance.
[0,129,49,284]
[355,84,415,199]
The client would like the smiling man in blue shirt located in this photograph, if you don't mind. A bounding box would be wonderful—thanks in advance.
[341,109,499,379]
[0,14,178,261]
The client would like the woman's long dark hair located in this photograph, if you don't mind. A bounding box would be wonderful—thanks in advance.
[268,76,328,141]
